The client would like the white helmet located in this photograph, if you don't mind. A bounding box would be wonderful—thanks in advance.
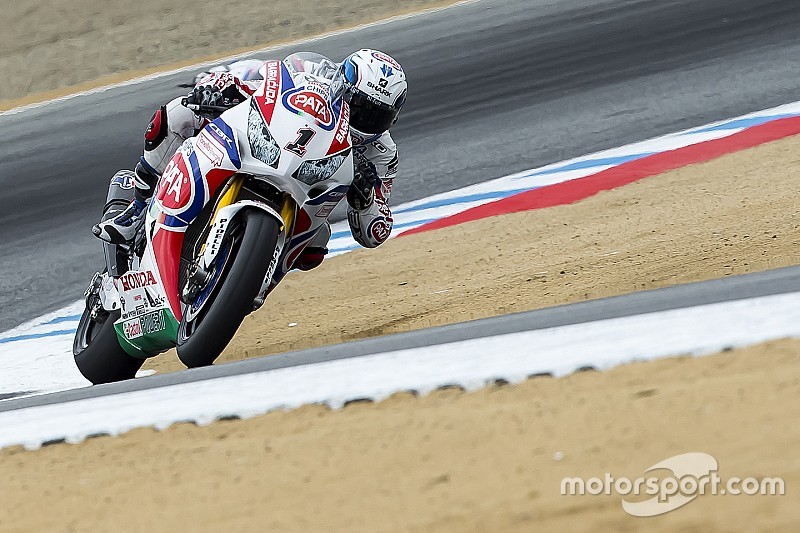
[330,49,407,136]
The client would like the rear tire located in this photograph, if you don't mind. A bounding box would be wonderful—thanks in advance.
[74,308,144,385]
[177,209,280,368]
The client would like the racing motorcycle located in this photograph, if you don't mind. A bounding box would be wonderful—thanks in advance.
[74,60,354,384]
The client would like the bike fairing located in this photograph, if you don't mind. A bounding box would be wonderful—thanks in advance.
[110,59,354,358]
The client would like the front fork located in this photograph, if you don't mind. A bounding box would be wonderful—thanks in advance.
[182,174,297,308]
[253,197,296,309]
[182,175,247,302]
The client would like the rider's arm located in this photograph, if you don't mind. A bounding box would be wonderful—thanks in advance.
[131,96,203,198]
[138,71,253,191]
[347,132,399,248]
[141,96,204,176]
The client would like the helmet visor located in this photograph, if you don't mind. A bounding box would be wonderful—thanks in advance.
[348,92,400,135]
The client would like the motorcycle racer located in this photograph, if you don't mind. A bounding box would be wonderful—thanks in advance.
[94,49,407,271]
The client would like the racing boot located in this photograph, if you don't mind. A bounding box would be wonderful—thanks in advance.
[92,198,146,244]
[93,161,159,244]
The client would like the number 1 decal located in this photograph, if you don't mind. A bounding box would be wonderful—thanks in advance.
[285,128,316,156]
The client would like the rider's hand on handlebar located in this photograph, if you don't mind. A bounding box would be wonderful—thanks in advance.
[183,72,248,119]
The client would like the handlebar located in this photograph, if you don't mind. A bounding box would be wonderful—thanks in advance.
[181,98,233,115]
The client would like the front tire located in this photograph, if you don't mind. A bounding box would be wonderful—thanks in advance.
[74,308,144,384]
[177,209,280,368]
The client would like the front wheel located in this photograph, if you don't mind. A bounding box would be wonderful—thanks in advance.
[74,307,144,385]
[176,209,280,368]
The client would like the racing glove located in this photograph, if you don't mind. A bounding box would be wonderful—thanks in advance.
[183,72,250,119]
[347,153,380,211]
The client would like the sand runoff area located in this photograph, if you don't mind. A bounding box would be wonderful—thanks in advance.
[2,131,799,531]
[0,0,458,108]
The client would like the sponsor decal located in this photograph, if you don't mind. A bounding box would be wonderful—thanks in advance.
[121,303,157,321]
[119,270,158,291]
[263,61,280,105]
[140,309,167,336]
[122,310,166,340]
[315,203,336,218]
[207,122,234,149]
[380,64,394,78]
[206,118,241,168]
[285,89,333,127]
[208,217,229,257]
[366,80,392,98]
[256,60,281,124]
[196,131,225,166]
[368,218,391,243]
[111,171,135,190]
[144,287,166,308]
[372,51,402,70]
[304,81,328,96]
[156,154,194,212]
[264,240,284,288]
[178,138,193,156]
[327,103,351,156]
[123,317,143,340]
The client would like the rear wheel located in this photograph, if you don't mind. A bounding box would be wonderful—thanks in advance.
[74,172,146,385]
[177,209,280,368]
[74,305,144,385]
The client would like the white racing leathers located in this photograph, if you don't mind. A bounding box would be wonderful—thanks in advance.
[141,53,398,253]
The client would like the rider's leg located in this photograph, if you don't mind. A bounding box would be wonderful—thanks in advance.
[93,101,193,244]
[92,161,159,244]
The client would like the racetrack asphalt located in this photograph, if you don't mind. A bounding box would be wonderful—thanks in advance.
[2,0,800,330]
[1,264,798,412]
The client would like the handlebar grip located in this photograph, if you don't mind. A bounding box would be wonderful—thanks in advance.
[181,98,232,115]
